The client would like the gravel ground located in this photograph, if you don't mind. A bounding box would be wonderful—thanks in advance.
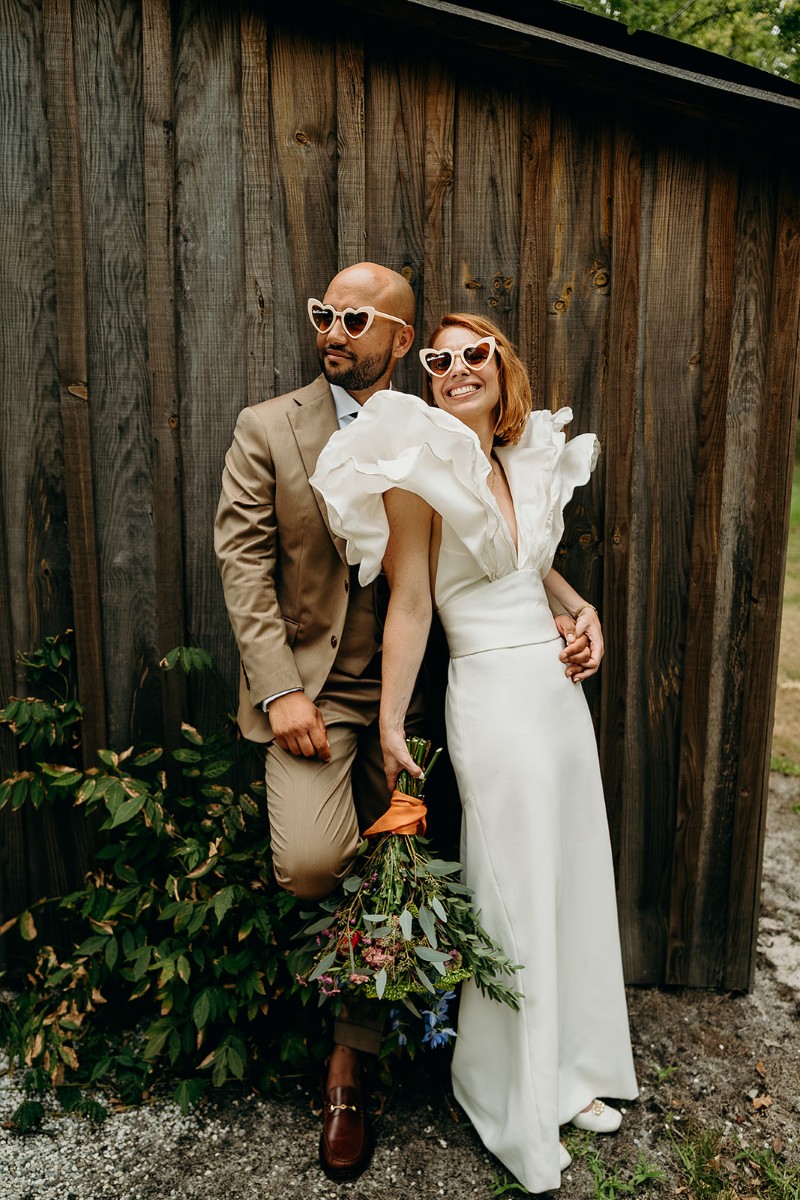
[1,774,799,1200]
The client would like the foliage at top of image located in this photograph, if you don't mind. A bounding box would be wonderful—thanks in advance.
[576,0,800,83]
[0,633,328,1119]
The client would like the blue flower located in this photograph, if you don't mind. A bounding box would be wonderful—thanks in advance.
[420,991,457,1049]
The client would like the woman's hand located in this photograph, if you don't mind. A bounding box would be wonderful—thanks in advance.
[380,727,423,792]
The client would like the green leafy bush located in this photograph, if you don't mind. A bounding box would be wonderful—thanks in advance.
[0,634,327,1111]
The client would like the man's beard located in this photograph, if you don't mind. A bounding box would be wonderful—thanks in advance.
[320,344,393,391]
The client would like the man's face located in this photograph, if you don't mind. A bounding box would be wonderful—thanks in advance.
[315,281,403,393]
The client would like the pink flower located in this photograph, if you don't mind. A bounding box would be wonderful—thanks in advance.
[349,973,370,985]
[318,974,340,996]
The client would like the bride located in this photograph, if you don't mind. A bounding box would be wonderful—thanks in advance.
[311,313,637,1193]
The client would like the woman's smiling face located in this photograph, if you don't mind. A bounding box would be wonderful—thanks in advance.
[429,325,501,438]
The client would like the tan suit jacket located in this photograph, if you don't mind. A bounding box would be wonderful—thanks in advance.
[214,375,378,742]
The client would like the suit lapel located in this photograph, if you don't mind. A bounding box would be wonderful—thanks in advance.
[288,375,348,563]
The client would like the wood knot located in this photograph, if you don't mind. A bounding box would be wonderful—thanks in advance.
[168,416,179,430]
[553,298,568,313]
[401,265,415,284]
[460,260,482,291]
[593,271,609,289]
[295,130,310,146]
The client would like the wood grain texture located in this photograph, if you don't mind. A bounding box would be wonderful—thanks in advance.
[451,74,521,342]
[546,100,612,725]
[700,164,775,988]
[600,113,641,896]
[43,0,107,760]
[3,0,73,663]
[143,0,186,746]
[518,89,551,410]
[241,8,275,406]
[616,132,708,983]
[421,57,455,344]
[666,151,738,986]
[336,34,366,271]
[174,0,246,701]
[73,0,157,746]
[725,175,800,989]
[364,48,426,393]
[269,19,337,394]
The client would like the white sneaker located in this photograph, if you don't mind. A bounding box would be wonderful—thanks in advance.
[559,1143,572,1171]
[570,1098,622,1133]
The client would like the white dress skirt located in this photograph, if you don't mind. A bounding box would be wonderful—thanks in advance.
[311,392,638,1194]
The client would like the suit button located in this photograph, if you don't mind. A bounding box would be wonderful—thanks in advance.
[331,635,338,648]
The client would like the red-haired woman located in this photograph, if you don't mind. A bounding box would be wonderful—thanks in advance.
[311,314,637,1193]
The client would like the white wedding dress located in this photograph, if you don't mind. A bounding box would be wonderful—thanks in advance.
[311,391,637,1194]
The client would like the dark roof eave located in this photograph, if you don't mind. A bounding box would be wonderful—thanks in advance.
[336,0,800,128]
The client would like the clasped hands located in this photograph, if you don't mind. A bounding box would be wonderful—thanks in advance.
[555,608,604,684]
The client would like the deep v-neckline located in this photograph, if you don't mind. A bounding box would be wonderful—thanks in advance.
[484,450,519,561]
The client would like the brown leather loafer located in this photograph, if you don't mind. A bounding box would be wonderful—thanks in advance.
[319,1082,373,1181]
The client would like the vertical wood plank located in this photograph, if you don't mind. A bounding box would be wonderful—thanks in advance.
[42,0,106,762]
[600,113,641,894]
[518,89,551,410]
[666,152,737,986]
[364,50,426,392]
[421,57,455,343]
[616,134,708,982]
[451,76,521,342]
[241,8,275,406]
[546,100,613,723]
[174,0,246,705]
[674,165,775,987]
[143,0,187,745]
[73,0,158,746]
[725,178,800,988]
[336,35,366,272]
[269,20,337,393]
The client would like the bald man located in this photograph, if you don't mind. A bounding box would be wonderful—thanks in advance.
[215,263,419,1181]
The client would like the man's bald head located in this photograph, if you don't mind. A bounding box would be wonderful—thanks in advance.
[315,263,416,400]
[324,263,416,326]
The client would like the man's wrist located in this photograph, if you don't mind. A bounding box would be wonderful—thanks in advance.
[261,687,303,714]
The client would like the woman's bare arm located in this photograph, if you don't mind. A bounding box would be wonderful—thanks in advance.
[379,488,435,789]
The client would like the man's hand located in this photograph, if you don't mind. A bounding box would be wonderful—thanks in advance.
[554,610,604,683]
[269,692,331,760]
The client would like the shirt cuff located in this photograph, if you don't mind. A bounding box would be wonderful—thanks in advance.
[261,687,303,713]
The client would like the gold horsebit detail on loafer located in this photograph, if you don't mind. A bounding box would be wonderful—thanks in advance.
[590,1100,606,1115]
[327,1102,359,1113]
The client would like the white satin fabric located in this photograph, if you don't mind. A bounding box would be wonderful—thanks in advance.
[311,392,637,1193]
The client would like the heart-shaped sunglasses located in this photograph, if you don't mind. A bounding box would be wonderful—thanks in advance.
[308,298,407,340]
[419,336,497,378]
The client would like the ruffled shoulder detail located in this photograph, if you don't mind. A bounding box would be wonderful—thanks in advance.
[496,407,600,570]
[310,390,513,585]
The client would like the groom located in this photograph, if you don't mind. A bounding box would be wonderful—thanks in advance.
[215,261,594,1181]
[215,262,421,1180]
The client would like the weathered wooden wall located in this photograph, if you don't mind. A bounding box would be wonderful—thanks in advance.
[1,0,799,987]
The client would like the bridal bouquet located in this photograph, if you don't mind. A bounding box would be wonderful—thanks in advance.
[293,738,521,1023]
